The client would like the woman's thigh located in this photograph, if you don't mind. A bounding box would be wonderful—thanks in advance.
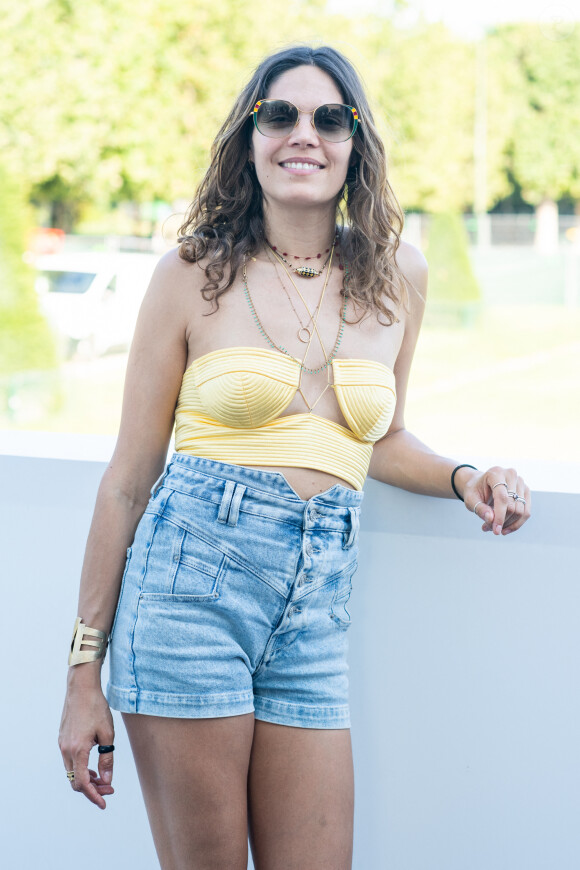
[247,720,354,870]
[122,711,255,870]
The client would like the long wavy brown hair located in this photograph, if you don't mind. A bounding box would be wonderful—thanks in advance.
[177,44,409,324]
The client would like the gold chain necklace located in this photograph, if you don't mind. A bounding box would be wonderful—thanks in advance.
[266,247,323,343]
[242,246,346,377]
[273,252,334,365]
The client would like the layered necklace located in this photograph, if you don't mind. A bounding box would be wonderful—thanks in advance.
[266,247,317,344]
[242,237,349,413]
[265,234,337,278]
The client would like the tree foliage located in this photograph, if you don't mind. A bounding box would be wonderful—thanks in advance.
[487,23,580,205]
[0,163,57,374]
[367,22,478,212]
[424,212,481,304]
[0,3,578,227]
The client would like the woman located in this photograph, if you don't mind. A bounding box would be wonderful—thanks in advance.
[59,45,531,869]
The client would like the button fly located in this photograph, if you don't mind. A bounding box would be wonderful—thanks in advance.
[305,543,313,556]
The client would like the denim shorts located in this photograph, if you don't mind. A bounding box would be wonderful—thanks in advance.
[106,453,363,729]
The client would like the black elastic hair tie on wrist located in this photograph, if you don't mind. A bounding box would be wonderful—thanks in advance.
[450,464,478,502]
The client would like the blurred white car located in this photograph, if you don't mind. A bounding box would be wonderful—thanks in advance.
[34,252,160,358]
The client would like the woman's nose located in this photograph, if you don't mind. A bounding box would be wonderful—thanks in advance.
[287,112,320,146]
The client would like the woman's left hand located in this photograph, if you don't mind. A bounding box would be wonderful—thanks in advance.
[461,466,531,536]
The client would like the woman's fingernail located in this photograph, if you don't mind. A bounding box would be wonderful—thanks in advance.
[494,524,502,534]
[102,771,112,784]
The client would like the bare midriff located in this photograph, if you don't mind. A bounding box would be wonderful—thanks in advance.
[245,464,355,500]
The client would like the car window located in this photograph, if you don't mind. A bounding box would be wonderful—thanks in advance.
[40,270,97,294]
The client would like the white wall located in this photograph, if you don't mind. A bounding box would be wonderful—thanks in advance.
[1,450,578,870]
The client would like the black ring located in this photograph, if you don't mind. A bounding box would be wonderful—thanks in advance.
[98,744,115,754]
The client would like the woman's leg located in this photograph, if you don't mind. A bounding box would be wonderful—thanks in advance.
[247,720,354,870]
[122,711,255,870]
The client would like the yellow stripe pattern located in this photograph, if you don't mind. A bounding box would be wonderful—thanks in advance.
[174,347,397,491]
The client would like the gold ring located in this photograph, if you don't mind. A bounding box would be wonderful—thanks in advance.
[66,770,75,781]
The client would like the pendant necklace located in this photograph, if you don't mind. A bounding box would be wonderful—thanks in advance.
[265,232,337,278]
[243,247,349,413]
[266,246,331,344]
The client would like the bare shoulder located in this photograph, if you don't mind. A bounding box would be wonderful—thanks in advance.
[393,240,428,289]
[147,246,206,302]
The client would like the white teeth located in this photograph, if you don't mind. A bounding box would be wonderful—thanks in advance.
[282,162,321,170]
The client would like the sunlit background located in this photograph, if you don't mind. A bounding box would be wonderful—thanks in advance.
[1,0,579,482]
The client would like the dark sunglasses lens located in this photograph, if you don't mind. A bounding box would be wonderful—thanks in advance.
[255,101,298,137]
[313,104,354,141]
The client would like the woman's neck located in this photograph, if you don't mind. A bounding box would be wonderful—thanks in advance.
[263,203,337,259]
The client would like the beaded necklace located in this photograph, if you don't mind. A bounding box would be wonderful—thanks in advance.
[265,234,336,278]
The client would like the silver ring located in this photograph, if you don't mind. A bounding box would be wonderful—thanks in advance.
[492,482,508,491]
[473,500,484,515]
[507,490,518,498]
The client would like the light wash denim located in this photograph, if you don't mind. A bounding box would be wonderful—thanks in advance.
[107,453,363,728]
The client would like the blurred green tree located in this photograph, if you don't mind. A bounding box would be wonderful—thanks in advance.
[487,24,580,247]
[0,0,334,228]
[367,22,478,213]
[424,212,482,326]
[0,163,57,375]
[2,3,578,232]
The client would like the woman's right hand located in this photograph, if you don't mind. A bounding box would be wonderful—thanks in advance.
[58,673,116,810]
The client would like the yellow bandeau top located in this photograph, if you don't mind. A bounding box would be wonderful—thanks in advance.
[174,346,397,491]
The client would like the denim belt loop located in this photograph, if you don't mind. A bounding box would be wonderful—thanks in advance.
[227,483,246,526]
[149,467,168,499]
[343,507,360,549]
[217,480,246,526]
[217,479,236,524]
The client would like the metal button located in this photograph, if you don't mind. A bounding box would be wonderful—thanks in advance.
[305,543,313,556]
[288,606,301,617]
[296,572,307,586]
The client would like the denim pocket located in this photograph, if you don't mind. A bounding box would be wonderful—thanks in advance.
[109,546,133,641]
[143,518,227,599]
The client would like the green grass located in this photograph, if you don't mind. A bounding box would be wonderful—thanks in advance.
[406,305,580,462]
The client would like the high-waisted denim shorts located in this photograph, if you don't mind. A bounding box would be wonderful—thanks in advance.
[106,453,363,729]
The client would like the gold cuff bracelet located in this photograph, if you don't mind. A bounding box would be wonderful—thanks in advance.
[68,617,108,666]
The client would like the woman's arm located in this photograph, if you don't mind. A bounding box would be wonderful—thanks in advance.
[71,249,193,652]
[59,248,197,807]
[368,242,531,536]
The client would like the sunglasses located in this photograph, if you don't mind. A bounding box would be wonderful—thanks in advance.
[250,99,359,143]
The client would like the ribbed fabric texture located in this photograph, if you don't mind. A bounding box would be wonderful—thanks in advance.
[174,347,397,491]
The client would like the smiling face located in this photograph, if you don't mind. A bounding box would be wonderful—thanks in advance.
[249,65,354,213]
